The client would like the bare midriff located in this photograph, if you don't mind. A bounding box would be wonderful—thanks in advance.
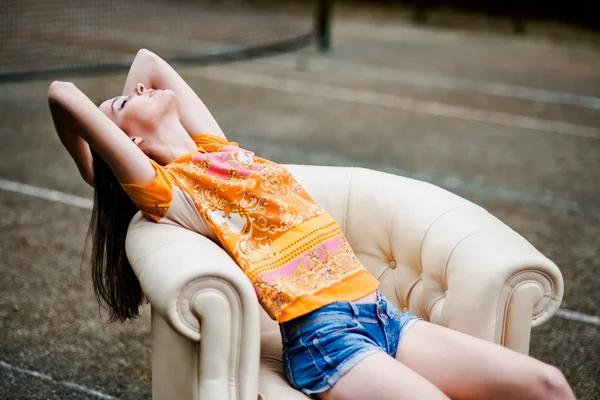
[353,290,378,304]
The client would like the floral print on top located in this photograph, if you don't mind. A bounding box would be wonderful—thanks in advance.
[120,134,379,322]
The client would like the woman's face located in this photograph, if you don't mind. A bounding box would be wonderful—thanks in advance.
[99,83,178,140]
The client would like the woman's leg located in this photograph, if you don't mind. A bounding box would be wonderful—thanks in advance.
[395,321,575,400]
[318,352,449,400]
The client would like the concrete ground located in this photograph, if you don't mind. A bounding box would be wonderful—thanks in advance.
[1,5,599,400]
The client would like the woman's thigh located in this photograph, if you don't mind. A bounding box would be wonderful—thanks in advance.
[395,321,573,400]
[318,351,449,400]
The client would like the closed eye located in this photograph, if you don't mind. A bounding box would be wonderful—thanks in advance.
[120,99,127,110]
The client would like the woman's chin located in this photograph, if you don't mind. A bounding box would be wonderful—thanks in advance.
[161,88,176,98]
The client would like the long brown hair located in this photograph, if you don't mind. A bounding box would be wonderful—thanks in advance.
[89,149,143,322]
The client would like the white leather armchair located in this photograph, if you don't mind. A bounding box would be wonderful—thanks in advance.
[126,165,564,400]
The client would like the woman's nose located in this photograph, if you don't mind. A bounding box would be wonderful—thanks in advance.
[134,83,145,95]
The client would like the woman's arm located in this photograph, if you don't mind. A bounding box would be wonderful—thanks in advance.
[123,49,225,139]
[49,100,95,187]
[48,81,156,185]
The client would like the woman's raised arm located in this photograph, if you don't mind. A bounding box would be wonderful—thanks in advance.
[48,81,156,185]
[122,49,225,139]
[49,97,95,187]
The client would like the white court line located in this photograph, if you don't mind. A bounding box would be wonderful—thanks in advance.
[0,178,92,209]
[0,360,118,399]
[1,178,599,328]
[186,68,600,140]
[267,57,600,110]
[556,309,600,327]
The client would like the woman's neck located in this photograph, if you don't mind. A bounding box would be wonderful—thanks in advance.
[148,120,198,165]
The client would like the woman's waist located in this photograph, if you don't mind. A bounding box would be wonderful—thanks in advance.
[353,290,378,304]
[280,290,384,336]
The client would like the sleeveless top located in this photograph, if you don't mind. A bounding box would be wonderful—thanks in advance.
[121,134,379,322]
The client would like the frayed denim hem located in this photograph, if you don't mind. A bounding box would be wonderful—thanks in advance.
[302,348,381,396]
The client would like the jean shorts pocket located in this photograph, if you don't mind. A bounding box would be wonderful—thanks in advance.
[312,320,363,368]
[314,319,362,338]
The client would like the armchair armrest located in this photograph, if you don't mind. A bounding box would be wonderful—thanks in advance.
[420,205,564,354]
[126,213,260,400]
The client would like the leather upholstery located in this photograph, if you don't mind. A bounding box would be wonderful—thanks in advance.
[126,165,564,400]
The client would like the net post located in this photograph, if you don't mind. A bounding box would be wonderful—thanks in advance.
[315,0,331,52]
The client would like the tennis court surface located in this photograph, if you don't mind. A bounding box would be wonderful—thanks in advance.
[1,4,599,399]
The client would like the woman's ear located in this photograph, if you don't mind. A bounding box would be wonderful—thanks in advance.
[131,136,143,147]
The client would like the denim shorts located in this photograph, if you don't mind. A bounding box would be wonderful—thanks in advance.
[280,291,420,396]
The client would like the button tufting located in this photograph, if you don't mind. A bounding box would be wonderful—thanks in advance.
[389,260,397,269]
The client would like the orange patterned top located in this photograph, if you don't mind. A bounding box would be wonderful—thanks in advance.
[121,134,379,322]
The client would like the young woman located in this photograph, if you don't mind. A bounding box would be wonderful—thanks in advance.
[48,49,575,400]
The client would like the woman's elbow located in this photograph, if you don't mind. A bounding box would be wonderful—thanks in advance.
[48,81,75,102]
[135,48,158,63]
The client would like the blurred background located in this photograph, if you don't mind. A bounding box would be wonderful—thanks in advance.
[1,0,599,399]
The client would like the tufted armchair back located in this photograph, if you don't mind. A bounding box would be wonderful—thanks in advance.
[259,166,563,348]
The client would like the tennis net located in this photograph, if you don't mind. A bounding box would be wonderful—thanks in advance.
[0,0,313,81]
